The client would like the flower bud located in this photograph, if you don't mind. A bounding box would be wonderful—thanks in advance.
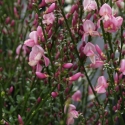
[18,115,24,125]
[68,72,84,81]
[5,17,11,24]
[8,86,14,95]
[46,3,56,13]
[37,97,41,103]
[36,72,49,79]
[51,92,58,98]
[63,63,73,69]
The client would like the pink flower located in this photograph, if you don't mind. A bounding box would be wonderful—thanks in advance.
[83,0,97,11]
[83,42,96,64]
[43,12,55,25]
[103,16,123,33]
[24,26,45,47]
[99,3,112,18]
[120,59,125,75]
[24,31,38,47]
[64,104,78,125]
[28,45,50,67]
[16,44,29,56]
[97,3,112,28]
[82,20,99,41]
[95,76,108,93]
[72,90,82,101]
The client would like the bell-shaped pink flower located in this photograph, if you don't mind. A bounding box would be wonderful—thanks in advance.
[63,63,73,69]
[43,12,55,25]
[72,90,82,101]
[120,59,125,75]
[82,20,99,41]
[28,45,44,66]
[68,72,84,81]
[46,3,56,13]
[83,42,96,64]
[95,76,108,93]
[83,0,97,11]
[36,72,49,79]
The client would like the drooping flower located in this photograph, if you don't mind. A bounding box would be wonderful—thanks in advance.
[72,90,82,101]
[95,76,108,93]
[28,45,50,67]
[82,20,99,41]
[64,104,79,125]
[83,42,96,64]
[83,0,97,11]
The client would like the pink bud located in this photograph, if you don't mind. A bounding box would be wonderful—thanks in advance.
[114,73,118,84]
[63,63,73,69]
[36,72,48,79]
[70,4,78,14]
[37,97,41,103]
[46,3,56,14]
[5,17,11,24]
[68,72,84,81]
[51,92,58,98]
[8,86,14,95]
[72,11,78,27]
[14,7,19,18]
[18,115,24,125]
[10,20,15,27]
[39,0,46,8]
[57,84,60,91]
[48,28,53,38]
